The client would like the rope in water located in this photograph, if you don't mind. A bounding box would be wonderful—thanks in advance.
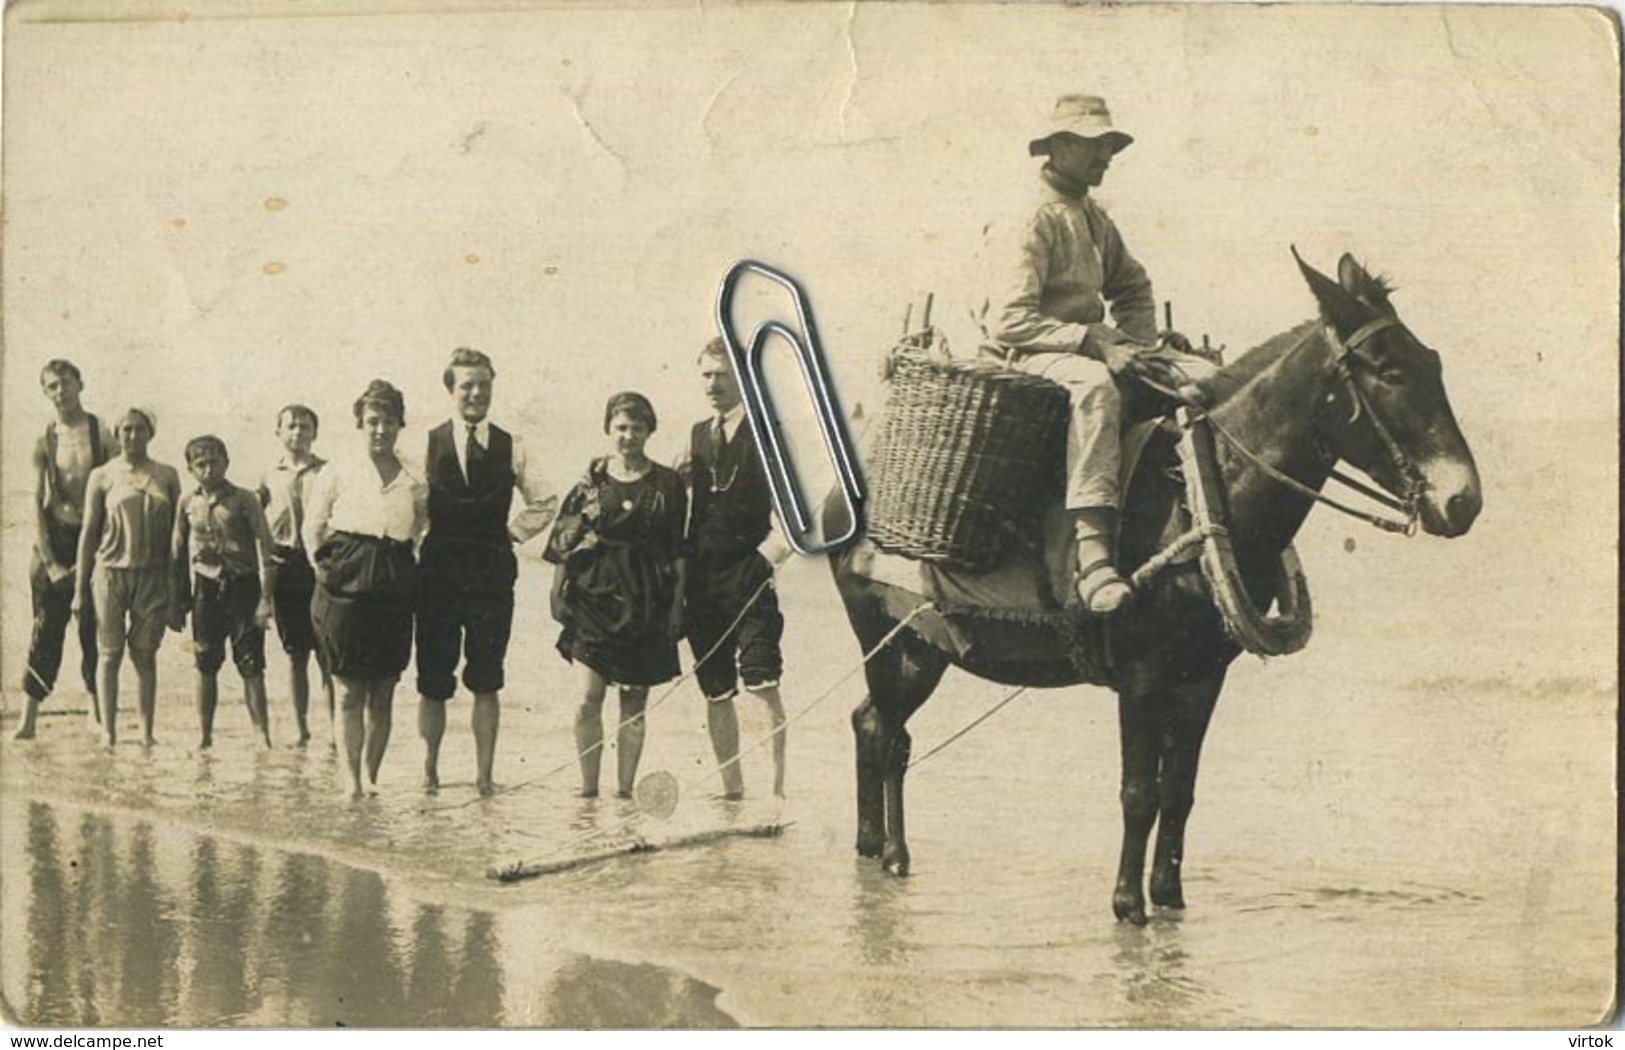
[907,685,1030,770]
[422,571,778,814]
[490,601,936,876]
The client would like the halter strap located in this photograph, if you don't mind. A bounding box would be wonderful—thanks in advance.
[1139,325,1419,535]
[1321,320,1431,521]
[1333,315,1402,357]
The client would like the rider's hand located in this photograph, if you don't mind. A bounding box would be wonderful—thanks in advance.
[1158,330,1194,354]
[1100,341,1147,379]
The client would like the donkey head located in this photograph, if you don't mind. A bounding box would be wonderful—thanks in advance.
[1294,249,1482,537]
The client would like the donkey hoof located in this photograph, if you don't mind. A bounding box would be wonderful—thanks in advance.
[1113,889,1148,926]
[882,845,911,877]
[1150,874,1186,910]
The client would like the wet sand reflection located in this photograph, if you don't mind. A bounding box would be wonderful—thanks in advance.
[11,802,512,1027]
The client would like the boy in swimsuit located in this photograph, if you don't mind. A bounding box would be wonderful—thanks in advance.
[173,436,279,749]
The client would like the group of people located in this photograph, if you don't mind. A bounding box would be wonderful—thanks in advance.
[15,344,790,803]
[17,90,1217,803]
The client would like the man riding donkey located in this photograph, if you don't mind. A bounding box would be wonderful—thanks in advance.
[982,94,1220,613]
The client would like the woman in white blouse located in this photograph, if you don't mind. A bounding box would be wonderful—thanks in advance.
[303,380,428,798]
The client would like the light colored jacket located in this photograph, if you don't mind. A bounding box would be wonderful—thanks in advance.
[983,173,1157,355]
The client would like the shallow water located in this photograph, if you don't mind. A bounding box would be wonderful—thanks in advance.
[1,419,1618,1030]
[0,545,1614,1028]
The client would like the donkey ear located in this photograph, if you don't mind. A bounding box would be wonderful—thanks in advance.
[1338,252,1396,315]
[1293,246,1366,332]
[1337,253,1370,293]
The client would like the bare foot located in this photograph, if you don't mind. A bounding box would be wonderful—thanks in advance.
[12,726,36,741]
[579,787,599,799]
[199,736,212,750]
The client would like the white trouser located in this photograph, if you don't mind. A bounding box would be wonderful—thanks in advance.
[1012,351,1219,511]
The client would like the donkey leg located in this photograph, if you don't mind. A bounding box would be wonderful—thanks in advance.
[1149,671,1224,910]
[872,636,949,877]
[881,725,915,875]
[853,696,886,858]
[1113,685,1162,924]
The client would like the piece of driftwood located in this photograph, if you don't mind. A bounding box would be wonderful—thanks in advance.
[488,822,792,882]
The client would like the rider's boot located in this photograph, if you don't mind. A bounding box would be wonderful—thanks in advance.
[1073,508,1132,615]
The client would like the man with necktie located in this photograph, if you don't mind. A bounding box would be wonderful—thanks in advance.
[683,338,788,799]
[416,348,557,795]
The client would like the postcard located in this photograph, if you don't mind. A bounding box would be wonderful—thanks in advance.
[1,0,1617,1030]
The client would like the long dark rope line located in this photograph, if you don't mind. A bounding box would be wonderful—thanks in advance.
[420,571,778,814]
[498,601,936,870]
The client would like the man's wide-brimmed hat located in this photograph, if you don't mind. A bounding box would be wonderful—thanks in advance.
[1029,94,1133,156]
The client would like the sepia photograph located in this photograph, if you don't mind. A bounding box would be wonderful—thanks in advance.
[0,0,1617,1030]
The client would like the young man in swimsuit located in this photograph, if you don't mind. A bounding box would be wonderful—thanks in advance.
[15,360,116,740]
[682,340,788,799]
[416,348,557,795]
[258,405,333,746]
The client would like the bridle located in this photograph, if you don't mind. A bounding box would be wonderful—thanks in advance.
[1317,315,1433,532]
[1171,317,1428,535]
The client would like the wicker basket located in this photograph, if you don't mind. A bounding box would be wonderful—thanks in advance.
[868,350,1068,571]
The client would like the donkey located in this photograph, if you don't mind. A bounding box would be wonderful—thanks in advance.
[828,251,1482,923]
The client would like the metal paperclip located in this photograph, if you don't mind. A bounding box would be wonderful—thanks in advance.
[714,260,865,556]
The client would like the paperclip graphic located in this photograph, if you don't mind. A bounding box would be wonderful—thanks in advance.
[715,260,866,556]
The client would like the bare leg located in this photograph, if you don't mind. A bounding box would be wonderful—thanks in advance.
[574,665,608,797]
[418,697,445,790]
[748,685,788,798]
[337,676,368,798]
[97,650,122,748]
[13,696,42,741]
[615,686,648,799]
[243,674,272,748]
[363,677,396,787]
[317,650,336,748]
[471,691,499,796]
[705,695,745,799]
[196,670,219,749]
[288,650,313,745]
[129,647,159,747]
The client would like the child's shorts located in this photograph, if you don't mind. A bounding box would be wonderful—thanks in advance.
[193,574,267,678]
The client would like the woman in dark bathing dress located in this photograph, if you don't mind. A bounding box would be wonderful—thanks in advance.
[547,391,686,798]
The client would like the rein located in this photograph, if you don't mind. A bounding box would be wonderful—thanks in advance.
[1148,320,1422,535]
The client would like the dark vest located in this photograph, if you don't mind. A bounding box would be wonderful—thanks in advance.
[688,417,772,565]
[425,421,515,549]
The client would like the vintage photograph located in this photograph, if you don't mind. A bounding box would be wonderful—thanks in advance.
[1,0,1617,1030]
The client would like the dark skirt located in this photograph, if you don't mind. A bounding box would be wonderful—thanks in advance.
[311,531,417,679]
[554,544,680,688]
